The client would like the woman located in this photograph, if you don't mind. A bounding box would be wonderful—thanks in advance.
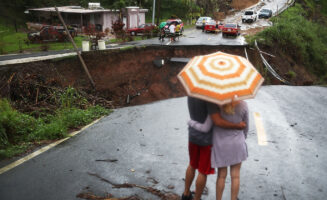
[188,99,249,200]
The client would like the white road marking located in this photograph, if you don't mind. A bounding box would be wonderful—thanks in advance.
[0,117,104,175]
[253,112,268,146]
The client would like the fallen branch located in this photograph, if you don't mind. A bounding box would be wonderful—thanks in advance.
[87,172,180,200]
[76,192,141,200]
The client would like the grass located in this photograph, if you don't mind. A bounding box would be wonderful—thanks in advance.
[246,3,327,82]
[0,87,111,159]
[0,27,84,54]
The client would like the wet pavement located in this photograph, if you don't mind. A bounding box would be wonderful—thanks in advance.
[1,86,327,200]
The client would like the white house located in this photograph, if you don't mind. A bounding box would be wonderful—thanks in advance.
[27,4,148,31]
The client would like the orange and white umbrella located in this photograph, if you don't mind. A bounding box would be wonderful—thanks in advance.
[177,51,264,105]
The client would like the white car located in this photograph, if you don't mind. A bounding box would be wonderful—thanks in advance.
[196,17,212,29]
[242,10,257,23]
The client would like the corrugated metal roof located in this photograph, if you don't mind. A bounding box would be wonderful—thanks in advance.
[28,6,119,14]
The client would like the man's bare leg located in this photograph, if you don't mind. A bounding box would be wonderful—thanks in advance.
[194,172,207,200]
[216,167,227,200]
[183,165,195,197]
[230,163,242,200]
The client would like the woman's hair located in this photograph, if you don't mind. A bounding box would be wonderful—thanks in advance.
[222,103,235,115]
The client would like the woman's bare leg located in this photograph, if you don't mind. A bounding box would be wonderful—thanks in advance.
[230,162,242,200]
[216,167,227,200]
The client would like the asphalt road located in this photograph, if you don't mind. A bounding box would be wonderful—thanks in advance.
[126,28,246,46]
[1,86,326,200]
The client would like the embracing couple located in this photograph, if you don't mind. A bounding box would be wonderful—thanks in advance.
[182,96,249,200]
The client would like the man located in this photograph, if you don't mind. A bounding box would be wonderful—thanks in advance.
[158,21,167,41]
[169,22,176,42]
[202,18,206,32]
[182,97,246,200]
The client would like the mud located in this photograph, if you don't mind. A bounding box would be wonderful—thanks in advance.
[0,45,315,111]
[231,0,260,10]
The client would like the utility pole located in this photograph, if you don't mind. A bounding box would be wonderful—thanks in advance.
[152,0,156,24]
[55,7,95,89]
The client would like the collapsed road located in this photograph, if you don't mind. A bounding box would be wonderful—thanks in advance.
[0,86,327,200]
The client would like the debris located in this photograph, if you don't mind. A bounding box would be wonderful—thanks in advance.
[76,192,141,200]
[147,177,159,184]
[290,123,297,127]
[202,187,209,195]
[130,169,135,172]
[145,170,151,174]
[167,185,175,189]
[281,186,287,200]
[126,95,130,104]
[87,172,180,200]
[96,159,118,163]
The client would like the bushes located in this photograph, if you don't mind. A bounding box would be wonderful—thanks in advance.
[247,3,327,81]
[0,87,111,159]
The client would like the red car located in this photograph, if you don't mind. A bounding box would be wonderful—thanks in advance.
[128,23,156,36]
[204,21,217,33]
[221,23,240,37]
[204,21,224,33]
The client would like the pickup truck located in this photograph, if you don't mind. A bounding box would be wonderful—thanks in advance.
[242,10,257,23]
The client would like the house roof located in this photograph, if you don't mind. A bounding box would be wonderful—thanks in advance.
[28,6,120,14]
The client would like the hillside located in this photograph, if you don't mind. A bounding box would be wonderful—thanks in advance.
[247,0,327,84]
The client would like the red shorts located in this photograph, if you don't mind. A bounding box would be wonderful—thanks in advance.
[188,142,215,175]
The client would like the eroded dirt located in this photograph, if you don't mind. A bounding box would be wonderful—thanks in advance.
[0,45,316,113]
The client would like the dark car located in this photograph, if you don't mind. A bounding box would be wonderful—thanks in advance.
[258,9,273,19]
[27,25,76,43]
[127,23,156,36]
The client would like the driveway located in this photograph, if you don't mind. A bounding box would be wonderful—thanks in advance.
[1,86,326,200]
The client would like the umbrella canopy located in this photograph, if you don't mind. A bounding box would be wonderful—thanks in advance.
[177,51,264,105]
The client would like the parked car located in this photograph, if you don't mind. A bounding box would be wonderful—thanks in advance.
[258,8,273,19]
[27,25,76,43]
[127,23,156,36]
[217,22,224,30]
[166,18,184,33]
[221,23,240,37]
[242,10,257,23]
[204,20,219,33]
[195,17,212,29]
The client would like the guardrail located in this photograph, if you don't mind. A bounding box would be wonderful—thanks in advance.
[254,40,291,85]
[274,0,296,16]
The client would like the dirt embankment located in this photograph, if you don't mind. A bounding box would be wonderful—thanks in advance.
[0,45,315,113]
[231,0,260,10]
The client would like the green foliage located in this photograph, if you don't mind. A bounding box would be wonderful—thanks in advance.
[287,70,297,79]
[0,30,84,54]
[0,88,111,159]
[247,3,327,78]
[59,86,88,109]
[0,99,37,147]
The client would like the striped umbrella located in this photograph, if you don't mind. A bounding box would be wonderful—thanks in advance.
[177,51,264,105]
